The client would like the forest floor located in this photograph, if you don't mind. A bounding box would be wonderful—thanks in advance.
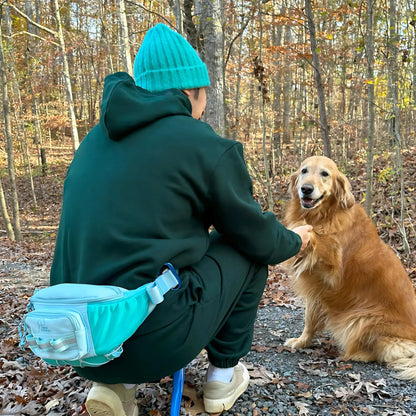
[1,147,416,415]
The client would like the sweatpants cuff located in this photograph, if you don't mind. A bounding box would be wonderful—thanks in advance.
[208,356,241,369]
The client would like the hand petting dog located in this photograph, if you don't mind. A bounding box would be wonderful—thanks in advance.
[291,224,313,253]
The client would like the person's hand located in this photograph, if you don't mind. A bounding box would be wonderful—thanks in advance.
[292,224,313,253]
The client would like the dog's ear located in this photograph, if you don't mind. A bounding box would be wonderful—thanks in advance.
[288,170,299,200]
[334,171,355,209]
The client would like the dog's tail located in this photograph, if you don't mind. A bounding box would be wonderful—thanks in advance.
[380,338,416,381]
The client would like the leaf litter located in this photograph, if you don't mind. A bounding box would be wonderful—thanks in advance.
[1,148,416,415]
[2,261,416,415]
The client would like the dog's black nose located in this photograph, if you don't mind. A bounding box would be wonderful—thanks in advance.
[301,183,314,195]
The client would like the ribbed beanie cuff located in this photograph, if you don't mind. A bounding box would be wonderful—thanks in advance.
[134,23,210,92]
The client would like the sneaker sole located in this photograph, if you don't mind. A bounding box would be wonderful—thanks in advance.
[86,399,121,416]
[86,387,129,416]
[203,369,250,413]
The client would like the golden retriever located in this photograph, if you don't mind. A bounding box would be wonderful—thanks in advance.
[283,155,416,380]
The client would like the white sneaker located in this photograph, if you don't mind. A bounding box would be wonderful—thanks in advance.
[85,383,138,416]
[203,363,250,413]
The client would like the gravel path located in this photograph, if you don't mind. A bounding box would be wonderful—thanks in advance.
[224,305,416,416]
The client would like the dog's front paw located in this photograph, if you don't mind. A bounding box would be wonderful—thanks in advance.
[284,337,311,349]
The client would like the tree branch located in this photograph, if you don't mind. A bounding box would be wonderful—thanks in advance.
[125,0,174,30]
[3,30,60,47]
[8,1,57,37]
[224,17,251,68]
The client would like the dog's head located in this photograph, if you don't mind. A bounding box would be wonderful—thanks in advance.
[289,156,355,211]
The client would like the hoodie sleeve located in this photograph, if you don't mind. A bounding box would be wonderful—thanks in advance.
[208,142,301,264]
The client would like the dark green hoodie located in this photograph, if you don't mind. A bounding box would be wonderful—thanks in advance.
[50,72,301,289]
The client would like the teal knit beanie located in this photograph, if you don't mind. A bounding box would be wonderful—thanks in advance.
[133,23,210,92]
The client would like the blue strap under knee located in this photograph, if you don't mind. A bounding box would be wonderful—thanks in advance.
[170,367,185,415]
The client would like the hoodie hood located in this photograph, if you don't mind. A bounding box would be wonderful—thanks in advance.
[100,72,192,141]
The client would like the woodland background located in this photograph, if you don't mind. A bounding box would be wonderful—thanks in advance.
[1,0,416,414]
[0,0,415,253]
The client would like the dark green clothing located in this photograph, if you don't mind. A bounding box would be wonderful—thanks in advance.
[50,72,301,382]
[76,232,268,383]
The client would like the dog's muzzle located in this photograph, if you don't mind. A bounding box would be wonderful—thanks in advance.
[299,184,324,209]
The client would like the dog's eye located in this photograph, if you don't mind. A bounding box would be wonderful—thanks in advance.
[301,168,308,174]
[321,171,329,177]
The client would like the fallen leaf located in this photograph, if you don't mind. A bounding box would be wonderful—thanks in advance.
[45,398,60,412]
[251,344,271,352]
[295,401,310,415]
[182,384,206,415]
[246,363,280,386]
[298,361,328,377]
[298,391,313,398]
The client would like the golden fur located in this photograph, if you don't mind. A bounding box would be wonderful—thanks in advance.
[283,156,416,380]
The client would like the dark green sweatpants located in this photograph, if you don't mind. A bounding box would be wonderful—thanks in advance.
[75,232,268,383]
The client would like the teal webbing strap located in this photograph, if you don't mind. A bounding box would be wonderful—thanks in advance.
[146,265,180,306]
[27,335,77,352]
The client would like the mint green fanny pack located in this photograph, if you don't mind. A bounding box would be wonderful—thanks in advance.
[19,264,180,368]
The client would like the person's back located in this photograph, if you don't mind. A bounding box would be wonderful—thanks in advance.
[51,73,240,287]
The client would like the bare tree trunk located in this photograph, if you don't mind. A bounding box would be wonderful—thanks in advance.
[183,0,201,52]
[388,0,409,254]
[168,0,183,32]
[365,0,375,217]
[258,0,274,211]
[232,1,245,140]
[272,2,284,171]
[413,7,416,141]
[282,15,292,145]
[0,18,22,241]
[31,86,47,171]
[295,19,307,162]
[24,0,47,174]
[297,64,306,162]
[116,0,133,74]
[305,0,331,158]
[198,0,225,135]
[4,5,38,206]
[245,81,255,147]
[53,0,80,151]
[0,178,15,240]
[99,0,114,73]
